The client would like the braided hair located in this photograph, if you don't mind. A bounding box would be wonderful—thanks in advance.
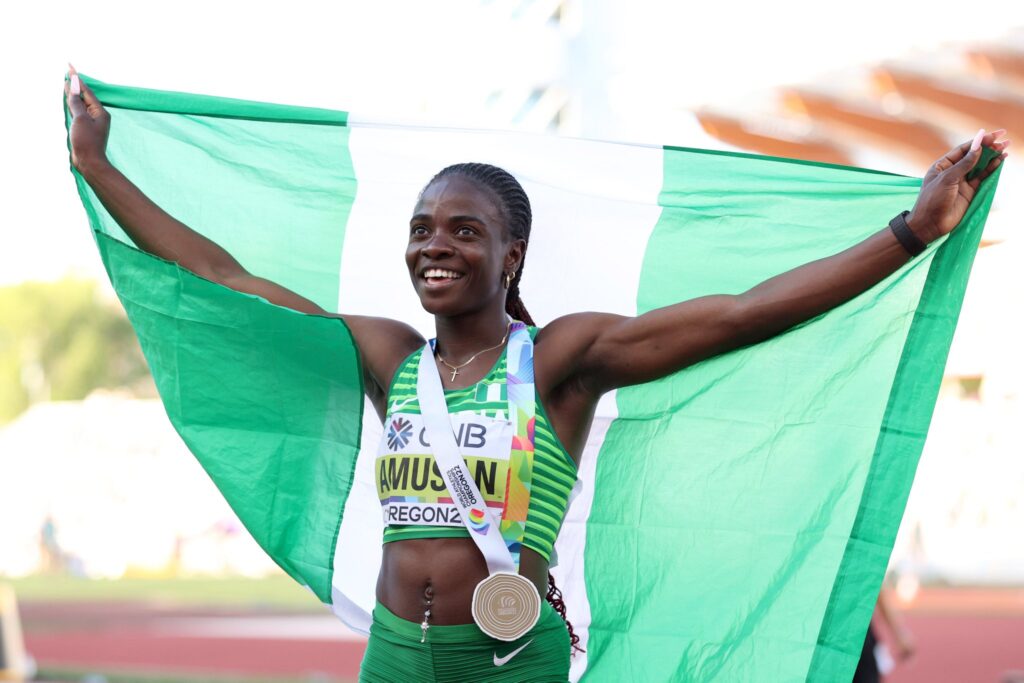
[423,163,535,326]
[422,163,583,655]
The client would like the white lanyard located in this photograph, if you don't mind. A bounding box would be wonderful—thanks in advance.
[416,337,517,576]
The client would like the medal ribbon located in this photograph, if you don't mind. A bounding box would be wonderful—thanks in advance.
[417,320,536,573]
[498,320,535,568]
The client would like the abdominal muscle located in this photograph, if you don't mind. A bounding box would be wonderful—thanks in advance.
[376,537,550,625]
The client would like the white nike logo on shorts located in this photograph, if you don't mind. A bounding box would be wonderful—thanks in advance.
[493,638,533,667]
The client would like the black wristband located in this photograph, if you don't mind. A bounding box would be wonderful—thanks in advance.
[889,210,926,257]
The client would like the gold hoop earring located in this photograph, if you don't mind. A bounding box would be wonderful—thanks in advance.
[503,272,513,289]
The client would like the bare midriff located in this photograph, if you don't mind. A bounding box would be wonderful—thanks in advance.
[376,537,549,624]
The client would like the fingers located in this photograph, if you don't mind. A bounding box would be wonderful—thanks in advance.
[970,128,1009,155]
[953,126,1012,180]
[934,143,970,175]
[79,78,101,108]
[983,128,1007,147]
[933,136,974,173]
[948,127,1006,177]
[79,79,107,121]
[65,78,87,119]
[68,66,106,118]
[65,63,106,121]
[971,128,986,153]
[987,131,1011,154]
[68,63,80,96]
[933,128,1011,175]
[950,133,985,176]
[966,151,1007,190]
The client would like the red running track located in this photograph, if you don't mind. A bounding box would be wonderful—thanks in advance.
[885,613,1024,683]
[27,628,366,679]
[21,590,1024,682]
[23,602,367,680]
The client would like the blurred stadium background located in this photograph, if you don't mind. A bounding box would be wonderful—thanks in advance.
[2,1,1023,681]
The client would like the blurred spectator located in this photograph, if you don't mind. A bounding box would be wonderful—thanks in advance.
[854,589,915,683]
[38,515,63,573]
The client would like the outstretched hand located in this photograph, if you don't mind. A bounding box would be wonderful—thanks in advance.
[908,129,1009,244]
[65,64,111,174]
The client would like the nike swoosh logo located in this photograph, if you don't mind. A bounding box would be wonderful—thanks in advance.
[390,397,417,413]
[493,638,533,667]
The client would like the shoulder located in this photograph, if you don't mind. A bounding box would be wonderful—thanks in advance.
[535,311,627,348]
[532,311,628,391]
[341,314,426,396]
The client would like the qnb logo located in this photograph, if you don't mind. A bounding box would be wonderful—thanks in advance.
[497,595,519,617]
[467,507,490,535]
[387,417,413,451]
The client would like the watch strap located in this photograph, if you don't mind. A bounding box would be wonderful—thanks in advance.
[889,210,927,257]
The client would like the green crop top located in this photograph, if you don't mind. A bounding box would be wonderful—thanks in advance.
[375,327,577,562]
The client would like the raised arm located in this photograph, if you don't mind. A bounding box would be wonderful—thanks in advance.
[545,131,1009,395]
[65,69,423,414]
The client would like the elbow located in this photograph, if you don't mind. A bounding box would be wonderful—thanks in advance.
[198,257,248,286]
[723,293,764,349]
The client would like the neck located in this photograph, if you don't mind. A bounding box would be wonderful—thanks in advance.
[434,303,511,362]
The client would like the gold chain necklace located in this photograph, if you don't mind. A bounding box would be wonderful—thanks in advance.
[435,321,512,382]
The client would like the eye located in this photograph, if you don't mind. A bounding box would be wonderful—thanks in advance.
[456,225,476,236]
[411,224,429,237]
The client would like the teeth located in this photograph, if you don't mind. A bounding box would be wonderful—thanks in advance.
[424,268,462,279]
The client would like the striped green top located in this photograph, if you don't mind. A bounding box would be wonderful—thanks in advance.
[380,327,578,562]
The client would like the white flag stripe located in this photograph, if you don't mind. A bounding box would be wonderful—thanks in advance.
[330,122,664,666]
[332,400,386,633]
[338,120,664,335]
[555,392,620,682]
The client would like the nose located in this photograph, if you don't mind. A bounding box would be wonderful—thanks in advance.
[420,231,455,259]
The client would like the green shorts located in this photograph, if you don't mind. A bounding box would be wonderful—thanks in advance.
[359,601,570,683]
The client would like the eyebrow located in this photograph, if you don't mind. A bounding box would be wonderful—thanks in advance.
[410,213,486,225]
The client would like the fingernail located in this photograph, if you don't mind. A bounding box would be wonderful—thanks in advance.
[1002,139,1012,149]
[971,129,985,152]
[70,74,80,96]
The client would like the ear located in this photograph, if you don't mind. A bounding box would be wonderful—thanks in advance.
[504,238,526,275]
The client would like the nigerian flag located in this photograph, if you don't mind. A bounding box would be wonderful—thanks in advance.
[66,75,1000,682]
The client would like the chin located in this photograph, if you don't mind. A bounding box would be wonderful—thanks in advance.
[415,289,460,316]
[418,298,470,318]
[415,288,489,319]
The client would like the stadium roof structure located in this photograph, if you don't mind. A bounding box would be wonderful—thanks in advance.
[693,37,1022,201]
[689,36,1023,384]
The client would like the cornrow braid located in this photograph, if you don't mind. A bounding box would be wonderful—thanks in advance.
[506,275,534,326]
[424,163,534,325]
[424,163,583,654]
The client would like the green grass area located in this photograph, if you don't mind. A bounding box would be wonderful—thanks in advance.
[38,667,353,683]
[5,574,323,611]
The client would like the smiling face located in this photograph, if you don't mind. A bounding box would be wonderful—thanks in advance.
[406,175,524,317]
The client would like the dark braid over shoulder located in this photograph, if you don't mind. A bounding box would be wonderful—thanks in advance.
[424,163,585,653]
[425,163,535,325]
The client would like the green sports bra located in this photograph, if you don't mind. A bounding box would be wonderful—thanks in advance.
[375,327,578,562]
